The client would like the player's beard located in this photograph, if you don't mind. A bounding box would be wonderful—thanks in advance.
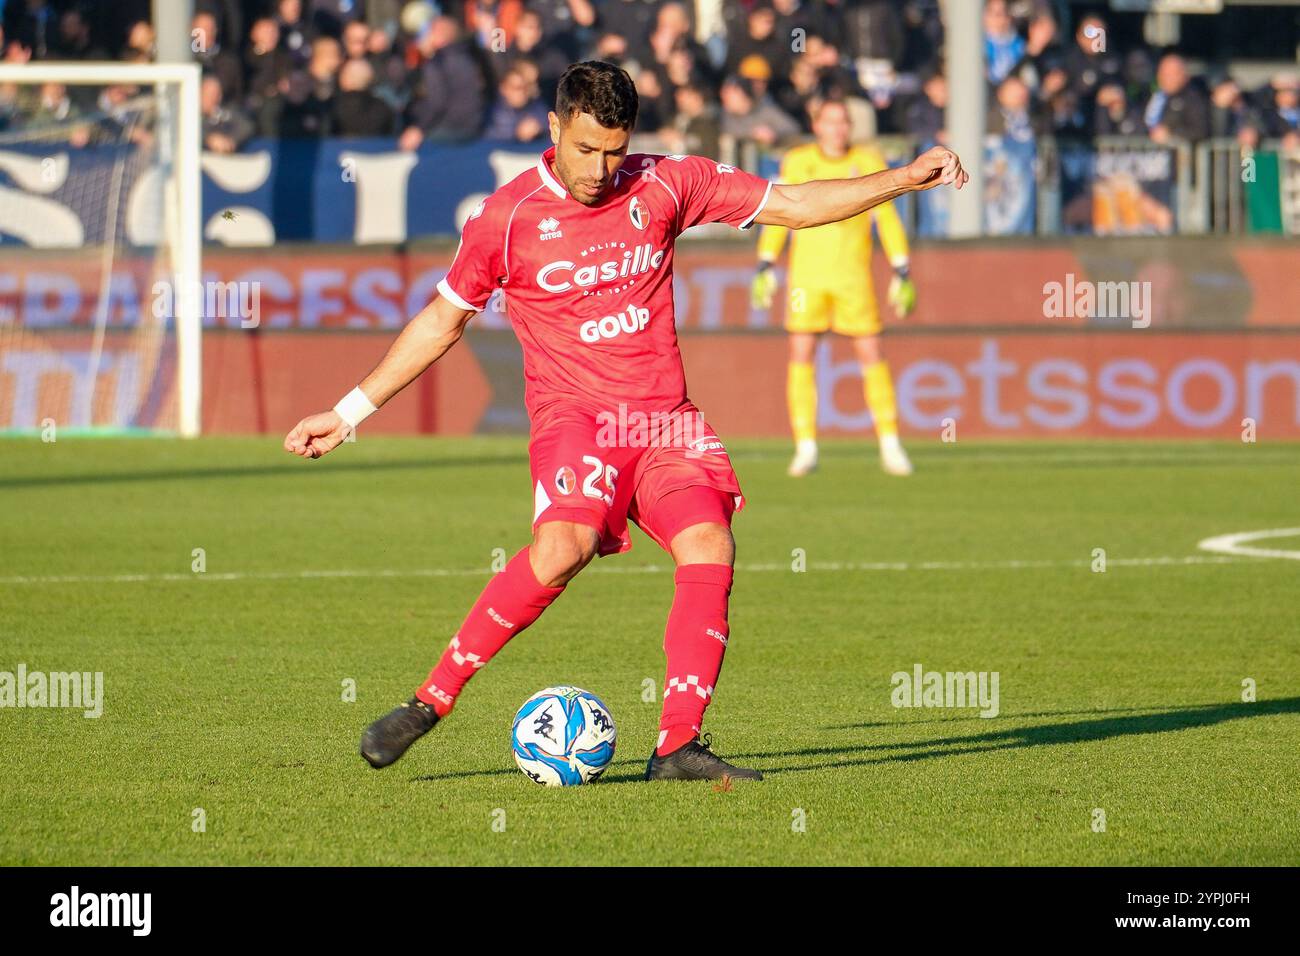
[556,160,607,205]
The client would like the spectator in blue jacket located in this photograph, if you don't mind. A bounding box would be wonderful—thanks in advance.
[983,0,1024,86]
[400,15,488,149]
[483,63,549,141]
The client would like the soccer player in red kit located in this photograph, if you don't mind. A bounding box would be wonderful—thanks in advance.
[285,61,967,781]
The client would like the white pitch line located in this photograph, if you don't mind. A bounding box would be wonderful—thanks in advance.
[733,449,1300,466]
[0,553,1263,586]
[1198,528,1300,561]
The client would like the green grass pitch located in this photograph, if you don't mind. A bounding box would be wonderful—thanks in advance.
[2,436,1297,866]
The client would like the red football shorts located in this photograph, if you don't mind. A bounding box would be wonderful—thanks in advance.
[528,401,744,555]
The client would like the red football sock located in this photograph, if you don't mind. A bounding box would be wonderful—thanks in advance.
[657,563,734,756]
[416,547,564,716]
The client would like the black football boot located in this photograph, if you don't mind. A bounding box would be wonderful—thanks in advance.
[644,733,763,782]
[360,697,440,769]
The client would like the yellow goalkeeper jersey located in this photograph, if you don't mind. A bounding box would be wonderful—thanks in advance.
[756,142,909,291]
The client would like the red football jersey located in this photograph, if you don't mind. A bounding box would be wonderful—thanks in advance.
[436,145,772,418]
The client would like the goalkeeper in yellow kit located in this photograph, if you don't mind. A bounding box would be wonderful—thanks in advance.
[752,98,917,477]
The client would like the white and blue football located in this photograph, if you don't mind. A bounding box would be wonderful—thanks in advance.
[511,686,616,786]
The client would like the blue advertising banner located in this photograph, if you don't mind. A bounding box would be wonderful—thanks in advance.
[0,137,543,248]
[984,133,1036,236]
[3,135,1040,247]
[0,142,158,247]
[204,138,549,244]
[914,134,1036,238]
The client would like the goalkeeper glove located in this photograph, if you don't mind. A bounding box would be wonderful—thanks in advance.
[751,261,777,310]
[887,265,916,319]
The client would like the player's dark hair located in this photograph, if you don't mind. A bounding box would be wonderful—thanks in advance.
[554,60,638,131]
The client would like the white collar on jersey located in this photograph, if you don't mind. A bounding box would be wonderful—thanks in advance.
[536,146,567,199]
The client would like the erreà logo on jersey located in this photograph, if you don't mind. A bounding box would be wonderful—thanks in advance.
[537,243,666,293]
[628,196,649,230]
[538,216,562,240]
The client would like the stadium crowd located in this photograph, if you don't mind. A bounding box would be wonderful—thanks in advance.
[1,0,1297,155]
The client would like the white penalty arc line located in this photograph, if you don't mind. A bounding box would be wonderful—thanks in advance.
[1197,528,1300,561]
[0,554,1263,586]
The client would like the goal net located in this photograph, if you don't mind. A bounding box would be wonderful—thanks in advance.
[0,62,201,437]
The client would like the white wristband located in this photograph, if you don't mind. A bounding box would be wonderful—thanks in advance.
[333,387,377,428]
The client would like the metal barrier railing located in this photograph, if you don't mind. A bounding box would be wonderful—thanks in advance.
[1199,139,1300,236]
[1198,138,1246,234]
[732,133,923,233]
[710,132,1298,237]
[1281,146,1300,236]
[741,133,1194,238]
[1035,134,1061,236]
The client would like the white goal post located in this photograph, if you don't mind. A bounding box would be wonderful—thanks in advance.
[0,61,202,437]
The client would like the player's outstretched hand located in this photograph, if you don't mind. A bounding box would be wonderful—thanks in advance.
[905,146,969,192]
[284,410,350,460]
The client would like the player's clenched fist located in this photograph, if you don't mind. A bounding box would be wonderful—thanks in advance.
[904,146,969,191]
[284,410,349,459]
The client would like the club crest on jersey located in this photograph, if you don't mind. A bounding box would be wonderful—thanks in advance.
[554,466,576,496]
[537,216,562,240]
[628,196,650,230]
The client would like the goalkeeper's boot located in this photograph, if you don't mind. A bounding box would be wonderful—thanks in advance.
[787,438,819,477]
[360,697,440,769]
[879,434,913,477]
[645,733,763,782]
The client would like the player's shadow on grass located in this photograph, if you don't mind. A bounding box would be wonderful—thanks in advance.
[748,698,1300,774]
[823,702,1200,730]
[411,758,650,786]
[408,700,1298,783]
[0,455,529,490]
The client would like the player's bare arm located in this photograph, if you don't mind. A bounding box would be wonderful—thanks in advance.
[282,293,475,459]
[756,145,968,230]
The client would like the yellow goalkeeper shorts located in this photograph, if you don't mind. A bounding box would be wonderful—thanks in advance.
[783,284,881,337]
